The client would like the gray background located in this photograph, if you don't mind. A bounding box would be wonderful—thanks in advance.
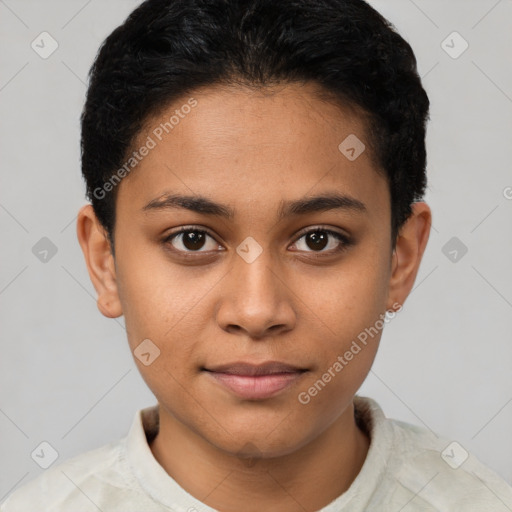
[1,0,511,500]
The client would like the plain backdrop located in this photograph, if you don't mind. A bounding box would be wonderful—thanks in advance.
[1,0,511,500]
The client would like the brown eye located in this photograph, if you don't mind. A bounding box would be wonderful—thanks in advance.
[291,228,351,254]
[180,230,206,251]
[165,228,221,253]
[304,231,329,251]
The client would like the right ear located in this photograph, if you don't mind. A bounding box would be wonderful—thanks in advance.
[76,204,123,318]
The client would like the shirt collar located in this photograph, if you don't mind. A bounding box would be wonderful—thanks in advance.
[125,403,218,511]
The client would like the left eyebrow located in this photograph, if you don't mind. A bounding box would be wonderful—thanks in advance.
[142,192,367,220]
[277,193,367,219]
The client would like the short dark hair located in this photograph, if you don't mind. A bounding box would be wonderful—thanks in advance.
[81,0,430,250]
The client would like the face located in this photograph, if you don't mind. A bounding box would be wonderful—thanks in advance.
[102,82,398,457]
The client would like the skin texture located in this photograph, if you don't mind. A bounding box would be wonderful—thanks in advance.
[77,82,431,512]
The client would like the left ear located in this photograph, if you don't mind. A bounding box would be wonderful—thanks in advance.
[386,201,431,311]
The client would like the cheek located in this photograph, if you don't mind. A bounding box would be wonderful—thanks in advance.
[115,250,176,350]
[301,251,390,336]
[116,258,227,382]
[294,270,387,422]
[296,249,389,377]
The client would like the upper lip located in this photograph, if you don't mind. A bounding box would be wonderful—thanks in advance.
[203,361,307,376]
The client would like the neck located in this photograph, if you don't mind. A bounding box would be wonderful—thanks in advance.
[149,401,370,512]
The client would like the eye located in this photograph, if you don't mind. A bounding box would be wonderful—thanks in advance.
[290,227,352,255]
[163,225,352,257]
[164,227,222,254]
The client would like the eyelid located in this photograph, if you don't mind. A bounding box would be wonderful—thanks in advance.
[168,225,216,239]
[292,224,349,241]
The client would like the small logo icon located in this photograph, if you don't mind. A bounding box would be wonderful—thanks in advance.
[338,134,366,161]
[236,237,263,264]
[31,441,59,469]
[134,338,161,366]
[32,237,58,263]
[31,31,59,59]
[441,31,469,59]
[442,236,468,263]
[441,441,469,469]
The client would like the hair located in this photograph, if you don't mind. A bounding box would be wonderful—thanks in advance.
[81,0,430,252]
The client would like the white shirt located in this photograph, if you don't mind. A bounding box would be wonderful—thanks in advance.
[2,395,512,511]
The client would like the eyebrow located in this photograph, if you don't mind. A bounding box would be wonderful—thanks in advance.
[142,192,367,220]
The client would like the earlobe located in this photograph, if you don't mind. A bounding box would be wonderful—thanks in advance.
[76,204,123,318]
[386,202,431,311]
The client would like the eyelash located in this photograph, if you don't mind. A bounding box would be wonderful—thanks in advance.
[163,225,352,259]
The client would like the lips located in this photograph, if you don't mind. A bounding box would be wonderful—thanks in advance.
[203,361,307,376]
[202,361,308,400]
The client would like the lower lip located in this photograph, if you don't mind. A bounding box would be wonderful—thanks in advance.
[204,371,306,400]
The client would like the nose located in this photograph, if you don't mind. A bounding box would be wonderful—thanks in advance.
[215,245,297,340]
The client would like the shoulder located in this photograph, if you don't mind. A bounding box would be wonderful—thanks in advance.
[358,396,512,511]
[0,437,142,511]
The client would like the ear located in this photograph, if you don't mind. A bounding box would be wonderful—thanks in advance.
[76,204,123,318]
[386,202,431,311]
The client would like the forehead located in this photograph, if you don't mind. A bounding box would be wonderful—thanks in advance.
[116,82,389,221]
